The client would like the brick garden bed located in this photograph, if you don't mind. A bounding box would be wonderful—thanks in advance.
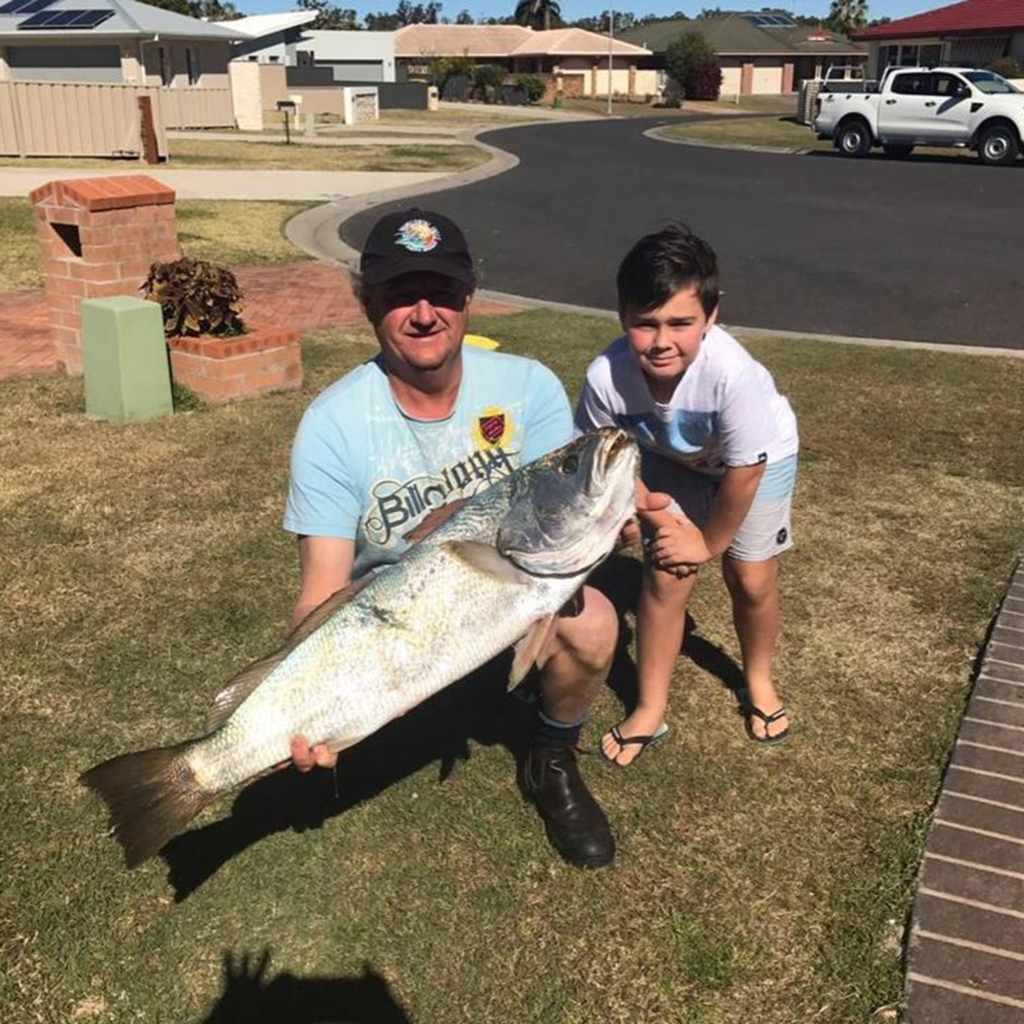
[168,325,302,405]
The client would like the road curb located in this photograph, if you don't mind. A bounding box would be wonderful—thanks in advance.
[643,124,813,155]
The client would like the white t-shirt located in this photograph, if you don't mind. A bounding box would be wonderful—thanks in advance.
[574,326,798,477]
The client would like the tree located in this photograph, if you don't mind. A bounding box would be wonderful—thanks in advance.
[571,10,636,33]
[513,0,562,31]
[665,30,723,100]
[365,0,440,30]
[825,0,868,36]
[455,8,474,22]
[296,0,359,29]
[136,0,241,17]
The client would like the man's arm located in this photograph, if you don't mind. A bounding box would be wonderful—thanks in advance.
[290,536,356,633]
[286,535,355,772]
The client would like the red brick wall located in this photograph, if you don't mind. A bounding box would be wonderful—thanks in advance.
[30,176,181,375]
[168,326,303,405]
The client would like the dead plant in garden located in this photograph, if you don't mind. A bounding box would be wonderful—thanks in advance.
[143,257,245,338]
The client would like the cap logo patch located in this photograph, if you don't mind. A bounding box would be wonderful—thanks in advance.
[395,219,441,253]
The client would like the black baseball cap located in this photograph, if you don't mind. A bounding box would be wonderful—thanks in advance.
[360,208,475,286]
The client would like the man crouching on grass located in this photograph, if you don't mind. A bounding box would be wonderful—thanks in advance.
[280,208,620,868]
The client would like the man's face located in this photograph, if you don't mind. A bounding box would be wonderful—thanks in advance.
[367,272,472,376]
[621,284,718,389]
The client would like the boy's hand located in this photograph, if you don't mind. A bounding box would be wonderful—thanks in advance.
[637,492,712,576]
[274,735,337,772]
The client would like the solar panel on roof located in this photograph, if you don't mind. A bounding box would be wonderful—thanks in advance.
[18,7,113,27]
[0,0,56,12]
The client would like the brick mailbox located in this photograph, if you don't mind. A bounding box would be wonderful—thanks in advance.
[30,175,180,375]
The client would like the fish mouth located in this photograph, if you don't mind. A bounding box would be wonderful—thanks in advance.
[589,428,638,495]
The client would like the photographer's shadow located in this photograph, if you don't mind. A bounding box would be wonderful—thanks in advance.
[197,949,413,1024]
[163,656,529,902]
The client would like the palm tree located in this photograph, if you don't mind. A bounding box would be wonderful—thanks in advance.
[513,0,562,31]
[826,0,868,36]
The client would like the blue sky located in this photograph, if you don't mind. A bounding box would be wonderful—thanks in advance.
[237,0,938,24]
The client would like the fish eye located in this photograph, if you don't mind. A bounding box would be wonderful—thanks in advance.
[559,454,579,475]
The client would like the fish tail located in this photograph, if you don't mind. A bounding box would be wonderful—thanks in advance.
[80,742,215,869]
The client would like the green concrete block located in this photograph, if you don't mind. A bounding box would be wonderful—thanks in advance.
[81,297,173,424]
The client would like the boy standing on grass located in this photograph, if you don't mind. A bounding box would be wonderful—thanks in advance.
[575,225,799,766]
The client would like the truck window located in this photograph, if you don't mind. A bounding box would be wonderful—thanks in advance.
[931,73,967,97]
[891,72,931,96]
[964,70,1021,95]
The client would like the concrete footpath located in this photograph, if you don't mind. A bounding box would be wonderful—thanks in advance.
[0,167,451,201]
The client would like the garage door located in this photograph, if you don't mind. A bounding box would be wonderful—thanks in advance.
[752,60,783,94]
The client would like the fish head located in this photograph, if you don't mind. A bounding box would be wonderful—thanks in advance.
[497,428,639,576]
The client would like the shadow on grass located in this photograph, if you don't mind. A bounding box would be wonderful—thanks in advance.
[197,949,413,1024]
[163,655,530,902]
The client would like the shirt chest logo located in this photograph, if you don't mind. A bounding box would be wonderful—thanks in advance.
[472,406,513,449]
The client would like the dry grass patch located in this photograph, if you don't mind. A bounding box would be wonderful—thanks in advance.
[659,116,979,161]
[0,199,312,290]
[1,313,1021,1024]
[0,139,489,172]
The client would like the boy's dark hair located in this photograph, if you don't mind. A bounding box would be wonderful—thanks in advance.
[616,224,720,317]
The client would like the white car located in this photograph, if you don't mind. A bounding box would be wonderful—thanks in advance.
[813,66,1024,165]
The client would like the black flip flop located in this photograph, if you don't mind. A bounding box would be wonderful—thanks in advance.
[601,722,670,768]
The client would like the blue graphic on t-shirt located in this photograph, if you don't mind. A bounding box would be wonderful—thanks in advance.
[619,410,717,458]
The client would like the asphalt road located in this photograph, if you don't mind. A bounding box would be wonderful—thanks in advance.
[343,117,1024,349]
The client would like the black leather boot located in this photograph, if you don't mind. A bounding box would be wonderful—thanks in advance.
[521,744,615,869]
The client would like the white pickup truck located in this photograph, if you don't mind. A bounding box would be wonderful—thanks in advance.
[813,66,1024,165]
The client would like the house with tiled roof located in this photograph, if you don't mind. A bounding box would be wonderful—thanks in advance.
[394,23,656,99]
[852,0,1024,78]
[619,10,867,95]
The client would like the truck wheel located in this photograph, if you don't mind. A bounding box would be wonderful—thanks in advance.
[977,124,1020,166]
[837,121,872,157]
[883,144,914,159]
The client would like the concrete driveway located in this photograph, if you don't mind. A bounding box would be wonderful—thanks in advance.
[340,118,1024,350]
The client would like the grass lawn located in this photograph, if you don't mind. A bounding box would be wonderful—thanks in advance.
[0,138,489,172]
[2,309,1022,1024]
[0,198,314,289]
[660,115,832,151]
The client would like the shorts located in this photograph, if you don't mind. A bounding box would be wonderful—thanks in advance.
[640,451,798,563]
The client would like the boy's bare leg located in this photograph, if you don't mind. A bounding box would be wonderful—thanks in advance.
[602,566,699,766]
[721,554,788,739]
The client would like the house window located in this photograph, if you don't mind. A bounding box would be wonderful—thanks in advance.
[158,46,172,86]
[898,45,919,66]
[185,47,200,86]
[920,44,942,66]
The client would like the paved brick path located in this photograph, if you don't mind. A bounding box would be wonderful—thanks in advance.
[0,261,519,383]
[905,558,1024,1023]
[0,287,59,379]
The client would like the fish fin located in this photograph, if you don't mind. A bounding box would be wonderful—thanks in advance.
[286,577,373,648]
[403,498,468,545]
[206,578,373,733]
[205,653,283,732]
[80,742,214,869]
[509,615,558,691]
[443,541,532,583]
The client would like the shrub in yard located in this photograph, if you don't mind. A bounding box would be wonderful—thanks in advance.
[987,56,1023,80]
[666,30,724,101]
[516,74,547,103]
[472,63,508,103]
[143,257,245,338]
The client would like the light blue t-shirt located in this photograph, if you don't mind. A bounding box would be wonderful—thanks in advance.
[283,345,572,578]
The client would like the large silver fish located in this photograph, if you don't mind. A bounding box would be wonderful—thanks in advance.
[82,429,640,867]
